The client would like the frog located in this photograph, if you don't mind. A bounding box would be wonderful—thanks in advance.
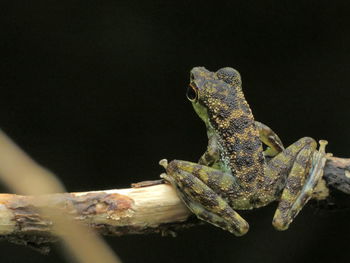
[160,67,327,236]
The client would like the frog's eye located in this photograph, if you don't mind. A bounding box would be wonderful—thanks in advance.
[186,84,198,102]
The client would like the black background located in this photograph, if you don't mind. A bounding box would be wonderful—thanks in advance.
[1,1,350,263]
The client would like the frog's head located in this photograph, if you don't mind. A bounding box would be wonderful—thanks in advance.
[186,67,242,126]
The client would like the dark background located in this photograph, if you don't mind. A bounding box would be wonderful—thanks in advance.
[1,1,350,262]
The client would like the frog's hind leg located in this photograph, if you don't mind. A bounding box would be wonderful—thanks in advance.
[160,160,249,236]
[272,139,327,230]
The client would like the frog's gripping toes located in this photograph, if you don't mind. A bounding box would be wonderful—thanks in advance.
[161,67,328,236]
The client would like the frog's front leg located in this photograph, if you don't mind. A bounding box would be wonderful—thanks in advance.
[265,137,327,230]
[198,135,220,167]
[160,160,249,236]
[255,121,284,157]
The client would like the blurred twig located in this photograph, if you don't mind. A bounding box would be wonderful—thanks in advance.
[0,130,121,262]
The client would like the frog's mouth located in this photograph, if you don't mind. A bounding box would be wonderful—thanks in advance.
[186,83,198,102]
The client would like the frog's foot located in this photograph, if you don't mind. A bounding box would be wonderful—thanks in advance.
[162,160,249,236]
[272,139,328,230]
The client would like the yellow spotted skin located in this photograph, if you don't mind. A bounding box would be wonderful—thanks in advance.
[162,67,326,236]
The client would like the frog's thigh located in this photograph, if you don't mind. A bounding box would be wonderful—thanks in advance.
[271,137,318,230]
[255,121,284,157]
[163,160,249,236]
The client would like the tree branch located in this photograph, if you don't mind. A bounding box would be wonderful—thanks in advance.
[323,156,350,194]
[0,183,193,252]
[0,156,349,252]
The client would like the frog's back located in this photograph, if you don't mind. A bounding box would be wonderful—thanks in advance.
[195,67,265,189]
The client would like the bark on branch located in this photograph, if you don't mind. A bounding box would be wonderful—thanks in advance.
[0,156,349,252]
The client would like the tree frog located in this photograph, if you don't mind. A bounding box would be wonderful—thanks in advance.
[160,67,327,236]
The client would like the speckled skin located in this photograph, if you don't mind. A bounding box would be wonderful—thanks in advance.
[162,67,325,236]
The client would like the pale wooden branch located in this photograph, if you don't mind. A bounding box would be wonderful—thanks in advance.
[0,156,349,252]
[0,184,193,252]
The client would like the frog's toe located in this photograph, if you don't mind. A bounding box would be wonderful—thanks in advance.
[272,214,289,231]
[159,159,169,169]
[229,219,249,236]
